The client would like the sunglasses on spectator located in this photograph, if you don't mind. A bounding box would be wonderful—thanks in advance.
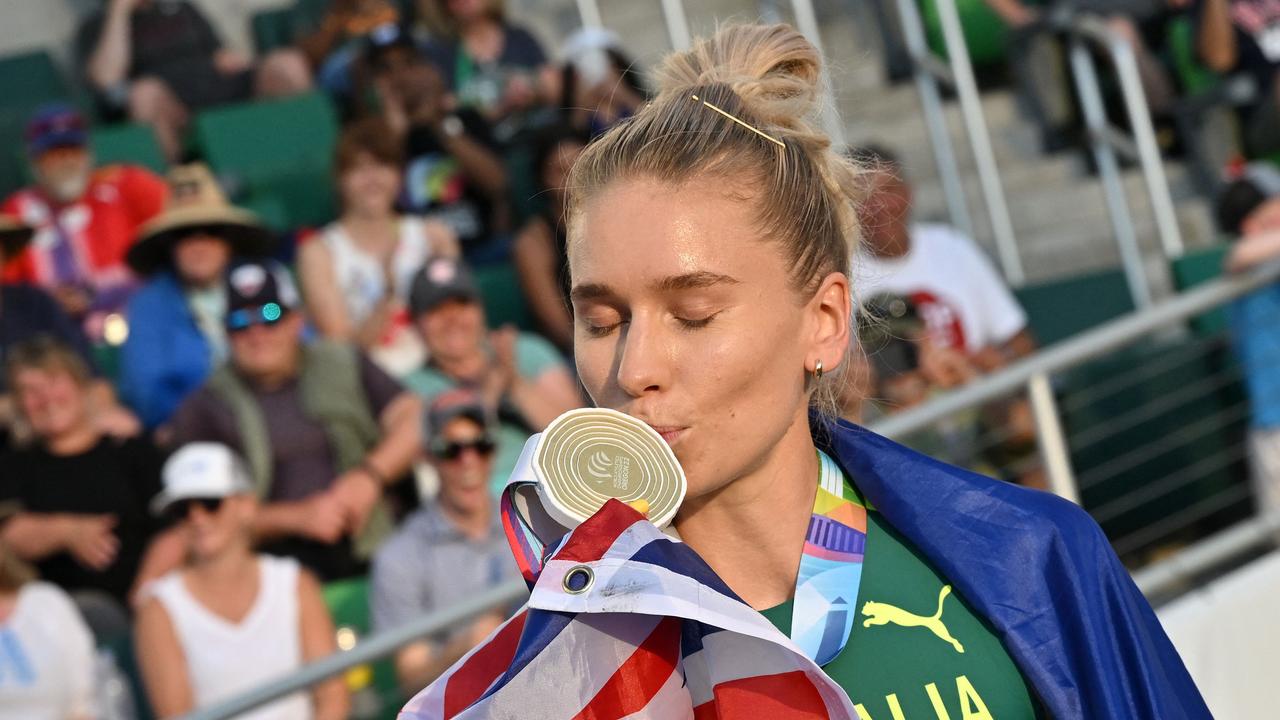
[166,497,225,522]
[433,437,496,460]
[226,303,286,333]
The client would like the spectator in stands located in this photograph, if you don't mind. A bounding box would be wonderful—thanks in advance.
[0,216,139,447]
[1195,0,1280,154]
[418,0,550,132]
[1215,166,1280,515]
[983,0,1183,149]
[512,125,588,353]
[0,337,184,608]
[553,28,649,138]
[850,145,1036,378]
[403,257,581,493]
[2,104,167,339]
[168,260,423,581]
[78,0,313,162]
[850,145,1041,486]
[136,442,348,719]
[0,524,96,720]
[370,389,518,692]
[298,119,458,376]
[372,36,510,259]
[299,0,402,97]
[120,164,276,431]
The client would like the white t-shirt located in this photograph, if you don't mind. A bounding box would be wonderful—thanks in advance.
[147,555,309,720]
[0,582,95,720]
[855,223,1028,353]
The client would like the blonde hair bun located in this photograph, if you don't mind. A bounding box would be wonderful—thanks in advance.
[655,24,826,143]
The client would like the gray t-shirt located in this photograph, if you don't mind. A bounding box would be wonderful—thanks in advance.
[370,502,521,641]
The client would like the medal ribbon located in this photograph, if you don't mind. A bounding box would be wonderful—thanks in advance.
[500,440,867,665]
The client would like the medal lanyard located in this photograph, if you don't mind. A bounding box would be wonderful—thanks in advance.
[500,446,867,665]
[792,450,869,665]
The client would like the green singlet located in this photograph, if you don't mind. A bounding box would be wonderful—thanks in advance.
[761,475,1044,720]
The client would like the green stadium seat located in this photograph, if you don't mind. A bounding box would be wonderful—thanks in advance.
[90,124,167,174]
[1013,267,1136,346]
[474,262,534,331]
[1171,245,1232,335]
[0,50,73,109]
[251,6,299,54]
[193,92,340,228]
[919,0,1010,68]
[322,577,403,720]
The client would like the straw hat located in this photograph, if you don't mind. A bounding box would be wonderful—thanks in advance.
[127,163,274,275]
[0,215,34,259]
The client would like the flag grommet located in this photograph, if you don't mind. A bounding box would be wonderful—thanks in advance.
[562,565,595,595]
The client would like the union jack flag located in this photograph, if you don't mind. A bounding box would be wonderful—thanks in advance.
[400,499,856,719]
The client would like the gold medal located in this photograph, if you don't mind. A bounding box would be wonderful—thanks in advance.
[532,408,687,529]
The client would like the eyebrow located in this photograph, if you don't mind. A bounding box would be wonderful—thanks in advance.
[570,271,741,303]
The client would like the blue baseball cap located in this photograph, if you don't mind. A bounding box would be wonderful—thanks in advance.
[25,103,88,156]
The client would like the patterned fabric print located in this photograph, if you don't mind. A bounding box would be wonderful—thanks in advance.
[792,451,869,665]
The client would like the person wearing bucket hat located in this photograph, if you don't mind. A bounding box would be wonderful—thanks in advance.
[135,442,348,719]
[370,389,519,692]
[2,103,168,337]
[119,164,275,430]
[402,256,582,495]
[168,259,424,582]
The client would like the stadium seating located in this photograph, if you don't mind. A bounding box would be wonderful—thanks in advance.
[90,123,167,174]
[1171,244,1232,335]
[474,262,535,332]
[322,577,404,720]
[193,91,340,229]
[0,49,76,197]
[1013,267,1135,346]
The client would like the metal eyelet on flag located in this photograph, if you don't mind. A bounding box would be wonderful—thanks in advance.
[562,565,594,595]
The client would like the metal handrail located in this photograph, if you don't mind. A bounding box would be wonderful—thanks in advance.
[179,580,529,720]
[868,260,1280,441]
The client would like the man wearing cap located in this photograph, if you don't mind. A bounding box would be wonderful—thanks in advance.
[404,256,581,494]
[169,260,423,581]
[1,103,168,337]
[370,389,519,693]
[0,215,139,445]
[120,164,275,430]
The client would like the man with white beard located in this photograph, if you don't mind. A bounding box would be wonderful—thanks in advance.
[1,103,167,341]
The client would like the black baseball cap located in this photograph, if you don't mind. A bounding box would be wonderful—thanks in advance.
[223,259,300,329]
[425,388,492,443]
[409,257,481,317]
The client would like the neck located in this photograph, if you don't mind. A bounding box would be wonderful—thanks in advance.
[44,420,101,456]
[871,231,911,259]
[674,409,820,610]
[342,209,396,228]
[433,347,487,380]
[189,541,255,582]
[440,498,492,540]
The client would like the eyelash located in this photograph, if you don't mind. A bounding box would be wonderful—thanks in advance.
[581,311,722,337]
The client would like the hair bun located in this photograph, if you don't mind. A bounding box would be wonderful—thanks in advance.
[654,23,823,133]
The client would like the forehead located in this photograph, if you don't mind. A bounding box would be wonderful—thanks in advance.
[441,415,485,438]
[569,177,786,289]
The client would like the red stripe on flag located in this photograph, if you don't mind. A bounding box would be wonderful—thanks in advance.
[572,616,681,720]
[442,611,528,718]
[693,671,830,719]
[554,499,644,564]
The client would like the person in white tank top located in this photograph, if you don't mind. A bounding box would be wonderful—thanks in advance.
[135,443,348,720]
[298,119,459,376]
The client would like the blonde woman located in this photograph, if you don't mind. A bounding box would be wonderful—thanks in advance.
[407,23,1208,720]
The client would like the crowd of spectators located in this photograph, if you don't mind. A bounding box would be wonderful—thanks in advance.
[3,0,1277,717]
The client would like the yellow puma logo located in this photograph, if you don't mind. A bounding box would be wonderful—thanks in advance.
[860,585,965,654]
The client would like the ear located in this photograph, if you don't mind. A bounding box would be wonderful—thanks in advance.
[806,271,852,374]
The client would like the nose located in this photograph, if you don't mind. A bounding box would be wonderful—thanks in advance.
[614,313,668,398]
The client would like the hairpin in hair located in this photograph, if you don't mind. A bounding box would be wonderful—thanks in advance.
[690,94,785,149]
